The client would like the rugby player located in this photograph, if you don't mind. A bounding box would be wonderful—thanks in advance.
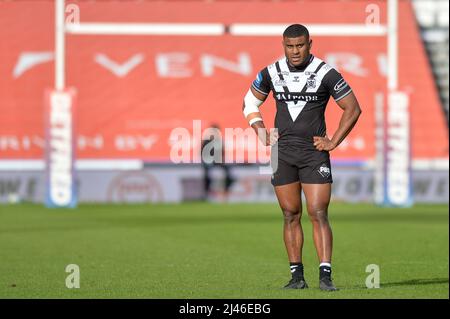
[242,24,361,291]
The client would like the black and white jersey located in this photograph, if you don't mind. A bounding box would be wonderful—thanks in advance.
[252,54,352,150]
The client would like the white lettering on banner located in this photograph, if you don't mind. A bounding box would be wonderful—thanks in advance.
[156,53,192,77]
[25,135,45,149]
[49,91,73,206]
[13,51,390,79]
[386,92,411,205]
[201,53,252,76]
[324,53,368,77]
[156,53,253,78]
[78,135,104,150]
[13,52,54,78]
[0,135,104,151]
[0,136,38,150]
[115,135,158,151]
[0,136,20,150]
[95,53,144,77]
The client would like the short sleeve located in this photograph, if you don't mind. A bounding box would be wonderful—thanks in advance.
[251,68,271,95]
[323,68,353,101]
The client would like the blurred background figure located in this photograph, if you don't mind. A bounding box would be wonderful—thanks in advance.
[201,124,233,202]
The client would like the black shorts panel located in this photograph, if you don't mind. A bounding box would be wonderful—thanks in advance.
[270,148,333,186]
[270,157,300,186]
[298,157,333,184]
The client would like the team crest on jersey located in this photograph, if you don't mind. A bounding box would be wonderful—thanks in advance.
[318,164,331,178]
[306,74,317,89]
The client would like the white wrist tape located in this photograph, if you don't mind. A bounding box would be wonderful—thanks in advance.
[249,117,263,126]
[243,89,263,118]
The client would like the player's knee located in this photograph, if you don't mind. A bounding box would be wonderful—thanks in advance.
[307,208,329,223]
[282,208,301,224]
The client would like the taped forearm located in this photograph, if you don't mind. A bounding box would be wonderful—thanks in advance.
[243,89,264,126]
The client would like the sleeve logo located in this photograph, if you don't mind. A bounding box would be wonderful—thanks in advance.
[334,78,348,93]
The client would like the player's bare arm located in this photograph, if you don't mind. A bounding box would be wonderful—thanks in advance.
[313,92,362,151]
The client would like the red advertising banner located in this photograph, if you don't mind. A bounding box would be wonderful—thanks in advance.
[0,1,447,162]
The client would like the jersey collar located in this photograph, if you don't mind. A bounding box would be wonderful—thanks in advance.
[286,54,314,72]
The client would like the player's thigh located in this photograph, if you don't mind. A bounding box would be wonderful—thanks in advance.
[272,156,302,214]
[274,182,302,214]
[301,183,331,214]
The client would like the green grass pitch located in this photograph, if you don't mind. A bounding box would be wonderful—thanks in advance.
[0,202,448,299]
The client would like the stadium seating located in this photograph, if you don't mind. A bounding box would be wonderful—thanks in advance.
[412,0,449,119]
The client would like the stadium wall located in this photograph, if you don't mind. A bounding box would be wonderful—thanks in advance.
[0,165,448,204]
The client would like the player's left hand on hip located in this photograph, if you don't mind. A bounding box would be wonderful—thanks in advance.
[313,135,336,151]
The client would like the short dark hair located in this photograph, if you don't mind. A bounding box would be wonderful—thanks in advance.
[283,24,309,39]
